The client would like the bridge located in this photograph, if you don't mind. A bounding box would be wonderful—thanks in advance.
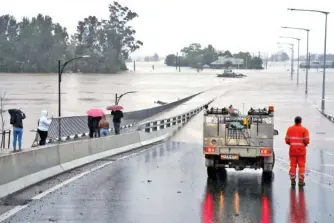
[0,70,334,222]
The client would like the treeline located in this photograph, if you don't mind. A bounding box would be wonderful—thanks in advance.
[0,1,143,73]
[269,52,290,61]
[165,43,263,69]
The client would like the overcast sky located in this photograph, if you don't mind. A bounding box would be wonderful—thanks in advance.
[1,0,333,57]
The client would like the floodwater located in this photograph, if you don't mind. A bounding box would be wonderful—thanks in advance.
[0,62,237,148]
[1,61,333,148]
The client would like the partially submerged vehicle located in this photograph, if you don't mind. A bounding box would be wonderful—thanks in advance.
[216,69,246,78]
[203,106,278,180]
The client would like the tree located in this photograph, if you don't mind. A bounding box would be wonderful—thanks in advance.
[218,50,232,57]
[0,1,143,73]
[202,44,218,65]
[270,52,289,62]
[107,1,143,61]
[165,43,263,69]
[165,54,177,66]
[152,53,159,61]
[224,61,232,68]
[281,52,289,61]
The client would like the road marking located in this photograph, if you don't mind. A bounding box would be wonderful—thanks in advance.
[276,164,334,192]
[0,205,28,222]
[321,164,334,167]
[32,161,114,200]
[323,151,334,156]
[0,147,151,222]
[276,157,334,180]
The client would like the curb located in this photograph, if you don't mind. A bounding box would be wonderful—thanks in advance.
[315,107,334,123]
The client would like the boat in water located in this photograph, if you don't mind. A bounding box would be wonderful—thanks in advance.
[216,69,246,78]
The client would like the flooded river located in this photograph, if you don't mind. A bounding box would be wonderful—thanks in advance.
[0,62,237,148]
[1,61,334,148]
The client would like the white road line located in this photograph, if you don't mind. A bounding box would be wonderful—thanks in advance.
[0,206,28,222]
[323,151,334,156]
[276,157,334,179]
[276,164,334,191]
[0,147,151,222]
[321,164,334,167]
[32,160,114,200]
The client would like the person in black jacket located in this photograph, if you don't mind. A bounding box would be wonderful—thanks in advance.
[8,108,26,151]
[111,110,123,135]
[88,116,101,138]
[88,116,94,138]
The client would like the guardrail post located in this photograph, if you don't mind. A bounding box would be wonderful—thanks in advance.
[1,130,11,149]
[160,120,165,129]
[166,119,171,128]
[152,121,158,131]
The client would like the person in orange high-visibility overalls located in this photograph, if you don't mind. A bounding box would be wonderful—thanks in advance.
[285,116,310,186]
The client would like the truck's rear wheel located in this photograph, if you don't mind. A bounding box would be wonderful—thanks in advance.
[262,151,275,181]
[262,170,273,181]
[207,167,217,180]
[218,167,227,179]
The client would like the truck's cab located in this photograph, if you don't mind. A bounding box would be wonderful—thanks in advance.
[203,106,278,180]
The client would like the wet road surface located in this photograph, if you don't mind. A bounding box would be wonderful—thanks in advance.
[2,70,334,222]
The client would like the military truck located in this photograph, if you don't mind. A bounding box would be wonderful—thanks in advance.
[203,106,279,179]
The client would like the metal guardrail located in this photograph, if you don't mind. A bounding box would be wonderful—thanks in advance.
[137,99,215,132]
[30,91,205,147]
[317,108,334,123]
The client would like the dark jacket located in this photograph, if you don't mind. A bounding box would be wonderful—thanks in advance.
[111,110,123,123]
[88,116,101,129]
[8,109,26,129]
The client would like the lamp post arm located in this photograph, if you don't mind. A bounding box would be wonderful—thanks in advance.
[60,56,86,75]
[288,8,329,14]
[116,91,137,105]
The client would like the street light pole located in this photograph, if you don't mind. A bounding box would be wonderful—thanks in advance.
[321,13,328,112]
[287,8,329,111]
[306,30,309,94]
[58,60,61,142]
[58,55,90,141]
[281,27,310,94]
[278,42,294,80]
[279,36,301,85]
[115,91,137,105]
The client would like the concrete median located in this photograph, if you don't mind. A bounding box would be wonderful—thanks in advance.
[0,129,174,199]
[0,100,207,198]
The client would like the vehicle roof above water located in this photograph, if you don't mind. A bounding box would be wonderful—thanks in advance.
[204,106,273,116]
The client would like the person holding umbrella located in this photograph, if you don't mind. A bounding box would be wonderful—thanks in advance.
[107,105,123,135]
[8,108,26,151]
[87,109,104,138]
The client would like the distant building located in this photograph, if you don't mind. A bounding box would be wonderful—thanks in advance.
[211,56,244,69]
[300,61,334,68]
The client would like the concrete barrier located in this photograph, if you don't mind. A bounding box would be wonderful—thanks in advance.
[0,100,212,198]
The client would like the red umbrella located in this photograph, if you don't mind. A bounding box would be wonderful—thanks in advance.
[87,108,104,117]
[106,105,124,111]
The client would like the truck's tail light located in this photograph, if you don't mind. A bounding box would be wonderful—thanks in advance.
[204,147,215,153]
[260,148,272,156]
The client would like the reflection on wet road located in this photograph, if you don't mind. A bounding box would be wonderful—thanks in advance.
[202,172,274,223]
[2,70,334,222]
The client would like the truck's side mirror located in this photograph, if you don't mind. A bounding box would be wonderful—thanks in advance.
[274,129,279,136]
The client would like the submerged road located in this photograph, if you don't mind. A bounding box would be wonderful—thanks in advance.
[1,71,334,222]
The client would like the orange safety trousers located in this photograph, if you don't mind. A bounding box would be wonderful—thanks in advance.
[289,154,306,181]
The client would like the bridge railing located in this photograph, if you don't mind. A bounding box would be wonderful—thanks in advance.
[137,99,214,133]
[31,91,204,147]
